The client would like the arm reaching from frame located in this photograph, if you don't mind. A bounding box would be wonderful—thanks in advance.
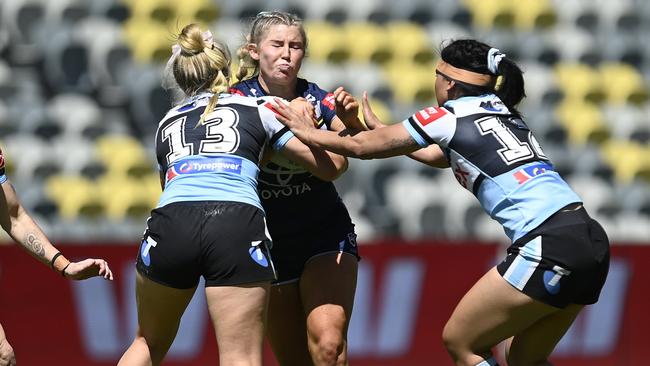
[0,179,113,281]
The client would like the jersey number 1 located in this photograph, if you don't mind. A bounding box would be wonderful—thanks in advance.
[475,117,546,165]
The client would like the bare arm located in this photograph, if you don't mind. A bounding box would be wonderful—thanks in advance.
[0,180,113,280]
[274,98,420,159]
[360,92,449,168]
[279,137,348,181]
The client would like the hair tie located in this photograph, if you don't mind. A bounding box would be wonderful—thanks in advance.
[487,48,506,74]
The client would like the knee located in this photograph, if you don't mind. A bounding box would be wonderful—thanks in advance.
[132,334,168,364]
[309,331,345,365]
[442,321,463,360]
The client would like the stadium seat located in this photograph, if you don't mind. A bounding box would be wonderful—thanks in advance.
[601,105,648,140]
[386,21,435,65]
[96,176,157,220]
[601,140,650,183]
[123,19,173,64]
[40,25,94,94]
[88,0,129,23]
[122,64,171,138]
[555,102,610,145]
[425,21,471,53]
[43,0,89,26]
[304,21,350,63]
[126,0,174,24]
[598,63,649,105]
[46,93,102,138]
[76,17,132,106]
[95,135,154,178]
[513,0,557,29]
[44,175,105,219]
[544,25,597,64]
[1,0,47,64]
[343,22,392,64]
[384,63,436,104]
[171,0,219,28]
[462,0,516,29]
[553,63,606,104]
[384,173,440,238]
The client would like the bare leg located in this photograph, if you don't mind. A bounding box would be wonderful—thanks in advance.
[442,267,572,366]
[300,253,358,366]
[266,281,314,366]
[505,304,582,366]
[205,281,270,366]
[118,272,196,366]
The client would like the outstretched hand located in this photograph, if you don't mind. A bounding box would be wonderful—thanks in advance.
[333,86,365,130]
[361,91,386,130]
[64,258,113,281]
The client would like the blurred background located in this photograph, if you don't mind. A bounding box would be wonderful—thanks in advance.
[0,0,648,365]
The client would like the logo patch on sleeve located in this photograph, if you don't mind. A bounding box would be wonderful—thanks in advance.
[322,93,335,110]
[414,107,448,126]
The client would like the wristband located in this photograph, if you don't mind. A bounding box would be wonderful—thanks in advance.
[61,263,71,277]
[50,252,63,268]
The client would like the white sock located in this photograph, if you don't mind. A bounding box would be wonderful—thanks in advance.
[475,357,498,366]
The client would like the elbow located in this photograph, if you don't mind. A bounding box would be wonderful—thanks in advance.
[318,160,348,181]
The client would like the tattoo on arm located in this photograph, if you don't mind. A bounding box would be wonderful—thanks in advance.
[25,233,45,258]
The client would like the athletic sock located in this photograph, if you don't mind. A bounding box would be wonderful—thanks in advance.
[475,356,499,366]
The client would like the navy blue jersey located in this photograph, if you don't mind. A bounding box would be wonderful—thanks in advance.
[402,94,582,241]
[230,77,353,238]
[155,93,293,210]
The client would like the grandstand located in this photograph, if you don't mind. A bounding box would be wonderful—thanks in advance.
[1,0,649,243]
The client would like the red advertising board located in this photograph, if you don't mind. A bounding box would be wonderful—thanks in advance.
[0,241,645,365]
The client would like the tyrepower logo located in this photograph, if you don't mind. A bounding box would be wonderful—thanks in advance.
[414,107,448,126]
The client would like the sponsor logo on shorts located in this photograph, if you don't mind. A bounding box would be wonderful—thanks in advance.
[166,157,243,182]
[140,236,158,267]
[543,265,571,295]
[249,241,269,268]
[348,233,358,247]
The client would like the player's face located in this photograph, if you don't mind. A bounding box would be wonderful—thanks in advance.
[254,24,305,86]
[434,70,452,106]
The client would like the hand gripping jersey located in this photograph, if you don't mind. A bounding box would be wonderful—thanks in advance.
[230,78,353,238]
[155,93,294,210]
[0,147,6,184]
[402,94,582,242]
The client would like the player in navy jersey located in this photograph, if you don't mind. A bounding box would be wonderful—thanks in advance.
[0,147,113,365]
[273,39,610,366]
[230,11,363,366]
[117,24,345,366]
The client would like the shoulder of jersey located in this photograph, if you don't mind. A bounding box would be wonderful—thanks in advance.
[444,94,511,117]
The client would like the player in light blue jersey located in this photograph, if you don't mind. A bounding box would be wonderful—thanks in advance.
[117,24,344,366]
[0,147,113,365]
[273,39,610,366]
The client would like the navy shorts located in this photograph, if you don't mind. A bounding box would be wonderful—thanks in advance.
[136,201,276,289]
[270,225,359,284]
[497,203,610,308]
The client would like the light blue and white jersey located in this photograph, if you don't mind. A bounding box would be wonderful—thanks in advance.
[402,94,581,242]
[155,93,294,210]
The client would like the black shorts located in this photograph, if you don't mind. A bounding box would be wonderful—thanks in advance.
[497,204,610,308]
[270,225,360,284]
[136,201,276,289]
